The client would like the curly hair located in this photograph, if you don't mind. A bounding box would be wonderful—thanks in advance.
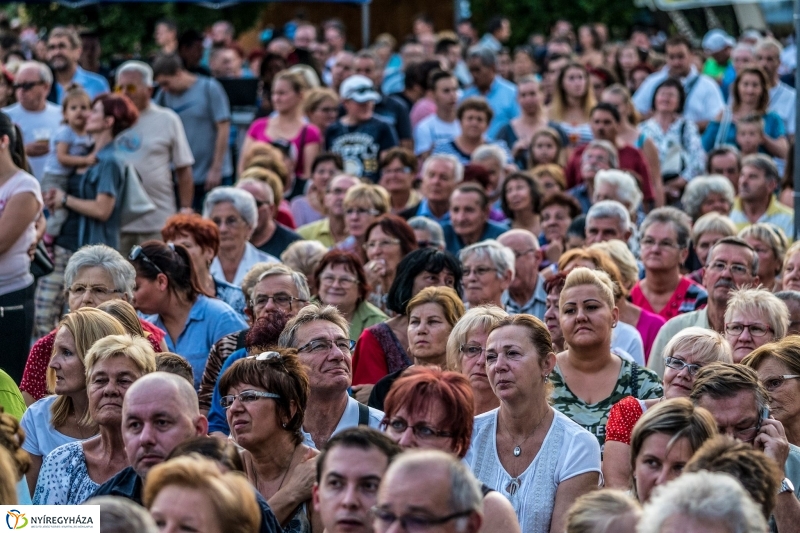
[0,408,30,478]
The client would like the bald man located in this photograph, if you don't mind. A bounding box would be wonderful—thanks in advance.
[498,229,545,319]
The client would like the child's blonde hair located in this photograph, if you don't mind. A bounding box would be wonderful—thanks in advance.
[61,84,91,124]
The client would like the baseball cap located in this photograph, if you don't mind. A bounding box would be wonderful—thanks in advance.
[339,75,380,103]
[703,29,736,53]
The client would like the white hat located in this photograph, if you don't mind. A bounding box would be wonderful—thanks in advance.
[339,75,380,103]
[703,29,736,53]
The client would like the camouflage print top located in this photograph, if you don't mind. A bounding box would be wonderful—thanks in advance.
[549,357,663,449]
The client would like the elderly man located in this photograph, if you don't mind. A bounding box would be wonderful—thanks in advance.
[46,26,109,103]
[443,183,508,256]
[2,61,62,180]
[729,154,794,237]
[498,229,545,318]
[329,51,355,94]
[298,174,360,247]
[401,154,463,222]
[776,291,800,335]
[567,139,618,213]
[460,240,515,308]
[236,178,301,257]
[114,60,195,253]
[648,236,760,377]
[723,288,789,363]
[690,363,800,531]
[757,38,796,139]
[313,428,401,533]
[374,450,484,533]
[585,200,632,245]
[708,145,742,193]
[461,46,519,139]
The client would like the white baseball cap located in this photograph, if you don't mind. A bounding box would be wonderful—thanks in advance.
[703,29,736,54]
[339,75,380,103]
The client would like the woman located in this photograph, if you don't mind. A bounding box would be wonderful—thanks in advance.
[638,79,705,204]
[460,241,516,310]
[703,67,788,159]
[551,268,663,448]
[739,223,787,292]
[129,240,247,388]
[239,70,320,179]
[382,366,521,533]
[543,273,568,352]
[613,44,641,91]
[446,305,508,415]
[351,248,462,389]
[0,111,42,382]
[603,327,732,489]
[512,46,537,81]
[547,62,596,150]
[219,348,320,532]
[686,212,737,284]
[471,145,509,199]
[723,287,788,363]
[338,183,390,261]
[20,308,125,496]
[290,153,343,227]
[782,241,800,292]
[161,213,246,317]
[500,172,543,236]
[33,334,156,504]
[539,192,582,267]
[467,313,601,533]
[743,337,800,447]
[629,64,654,94]
[363,215,418,313]
[281,240,329,296]
[431,98,494,164]
[378,148,421,213]
[578,25,604,68]
[144,456,261,533]
[304,87,340,136]
[565,490,641,533]
[528,129,566,169]
[203,186,277,286]
[530,164,567,194]
[314,250,387,341]
[97,300,168,353]
[680,175,736,222]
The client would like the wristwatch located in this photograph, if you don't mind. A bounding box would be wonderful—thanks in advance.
[780,477,795,494]
[61,194,68,207]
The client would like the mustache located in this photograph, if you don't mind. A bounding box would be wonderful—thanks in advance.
[714,279,735,289]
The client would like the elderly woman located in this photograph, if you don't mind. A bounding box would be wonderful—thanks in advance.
[530,164,566,195]
[723,287,788,363]
[592,169,643,225]
[631,207,707,321]
[628,398,717,502]
[500,172,542,236]
[144,456,261,533]
[680,175,735,221]
[446,305,508,415]
[460,240,515,309]
[543,272,567,352]
[407,216,445,250]
[379,148,421,213]
[431,98,495,164]
[603,327,732,489]
[338,183,391,261]
[467,314,601,533]
[351,248,462,388]
[552,268,663,448]
[539,192,582,267]
[290,153,343,227]
[783,241,800,292]
[743,337,800,447]
[34,335,156,504]
[686,212,737,284]
[219,347,320,532]
[161,213,246,317]
[382,366,521,533]
[739,223,788,292]
[281,240,328,296]
[314,250,386,341]
[203,186,278,286]
[363,215,418,313]
[471,144,508,198]
[20,308,125,496]
[130,240,247,388]
[21,245,165,405]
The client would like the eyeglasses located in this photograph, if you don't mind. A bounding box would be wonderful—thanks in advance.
[345,207,381,217]
[719,420,763,443]
[47,42,71,51]
[381,166,412,175]
[319,275,358,287]
[463,266,497,277]
[416,240,442,249]
[363,239,400,250]
[319,106,339,113]
[129,245,165,275]
[762,375,800,392]
[459,343,485,359]
[372,507,472,533]
[724,323,773,337]
[707,261,750,276]
[640,238,682,250]
[211,216,246,228]
[220,390,281,409]
[114,84,138,94]
[383,418,452,439]
[251,293,306,311]
[513,248,537,259]
[664,356,703,376]
[68,285,123,297]
[297,338,356,354]
[13,81,43,92]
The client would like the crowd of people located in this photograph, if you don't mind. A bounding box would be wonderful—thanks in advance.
[0,11,798,533]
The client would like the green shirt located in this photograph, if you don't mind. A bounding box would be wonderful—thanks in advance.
[350,300,388,342]
[0,369,26,421]
[297,218,335,248]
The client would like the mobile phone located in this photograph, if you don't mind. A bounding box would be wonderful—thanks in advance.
[761,406,770,420]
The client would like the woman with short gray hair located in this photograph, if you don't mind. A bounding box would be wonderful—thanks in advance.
[459,240,515,309]
[408,216,445,250]
[680,175,735,221]
[202,186,278,286]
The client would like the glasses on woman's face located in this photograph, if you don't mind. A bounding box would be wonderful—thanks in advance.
[211,216,246,228]
[664,356,702,376]
[459,343,485,359]
[320,274,358,287]
[220,389,281,409]
[363,239,400,251]
[345,207,380,217]
[724,323,773,337]
[384,418,452,440]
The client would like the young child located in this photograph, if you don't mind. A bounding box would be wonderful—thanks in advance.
[528,127,564,169]
[735,114,763,157]
[41,85,95,239]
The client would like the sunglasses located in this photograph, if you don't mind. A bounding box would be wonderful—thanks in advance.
[114,84,138,94]
[13,81,43,92]
[128,244,173,275]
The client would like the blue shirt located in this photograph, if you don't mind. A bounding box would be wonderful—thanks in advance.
[144,295,247,389]
[417,198,451,223]
[208,347,248,434]
[462,76,520,140]
[55,67,110,103]
[502,275,547,320]
[443,220,509,256]
[568,183,592,214]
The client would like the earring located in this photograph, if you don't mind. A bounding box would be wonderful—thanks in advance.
[543,375,549,384]
[282,422,287,428]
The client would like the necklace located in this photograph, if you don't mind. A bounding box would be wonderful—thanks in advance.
[500,407,550,496]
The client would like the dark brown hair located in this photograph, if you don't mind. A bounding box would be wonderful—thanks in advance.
[130,240,204,302]
[365,215,418,257]
[313,250,371,303]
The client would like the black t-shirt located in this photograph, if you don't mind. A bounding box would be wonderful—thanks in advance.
[256,224,302,258]
[55,172,84,252]
[325,118,398,182]
[368,367,407,411]
[374,96,412,143]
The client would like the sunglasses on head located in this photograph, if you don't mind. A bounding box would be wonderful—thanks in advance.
[129,244,174,275]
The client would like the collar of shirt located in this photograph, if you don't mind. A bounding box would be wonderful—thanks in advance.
[501,275,546,313]
[301,395,357,449]
[417,198,450,222]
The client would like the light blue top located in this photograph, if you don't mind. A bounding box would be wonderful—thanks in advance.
[462,76,520,140]
[33,440,98,505]
[54,67,110,103]
[416,198,451,224]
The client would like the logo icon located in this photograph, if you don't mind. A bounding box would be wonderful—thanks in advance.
[5,510,27,529]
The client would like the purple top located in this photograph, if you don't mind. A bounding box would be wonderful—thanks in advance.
[637,308,667,364]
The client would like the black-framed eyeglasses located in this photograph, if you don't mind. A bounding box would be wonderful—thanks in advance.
[297,338,356,354]
[383,418,452,439]
[371,507,472,532]
[724,323,773,337]
[220,389,281,409]
[459,343,485,359]
[251,293,307,311]
[664,356,703,376]
[129,245,166,275]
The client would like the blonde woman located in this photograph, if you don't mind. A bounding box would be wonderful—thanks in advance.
[723,287,788,363]
[548,62,596,151]
[782,241,800,292]
[739,223,788,292]
[337,183,390,262]
[565,490,641,533]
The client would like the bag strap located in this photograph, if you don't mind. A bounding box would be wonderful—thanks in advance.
[357,402,370,426]
[630,362,641,399]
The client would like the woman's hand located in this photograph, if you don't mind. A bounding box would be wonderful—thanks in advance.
[545,240,564,265]
[364,259,387,287]
[281,448,318,502]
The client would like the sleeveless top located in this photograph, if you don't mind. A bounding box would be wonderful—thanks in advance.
[370,322,412,375]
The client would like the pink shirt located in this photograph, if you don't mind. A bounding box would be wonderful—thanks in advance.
[245,118,321,177]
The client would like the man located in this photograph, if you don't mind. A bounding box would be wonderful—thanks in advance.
[776,291,800,335]
[326,75,398,183]
[585,200,632,245]
[729,154,793,237]
[46,27,109,103]
[478,16,511,54]
[298,174,360,247]
[3,61,62,180]
[690,363,800,530]
[498,229,545,318]
[723,43,756,100]
[443,183,508,256]
[542,54,571,105]
[211,20,235,48]
[294,23,317,50]
[237,178,301,256]
[354,50,412,151]
[114,60,194,253]
[313,428,402,533]
[435,38,470,88]
[757,38,796,139]
[381,40,426,96]
[400,154,463,222]
[154,19,178,55]
[567,139,618,213]
[708,145,742,193]
[462,46,519,139]
[153,54,231,211]
[178,30,210,76]
[374,450,483,533]
[648,236,759,377]
[565,103,653,207]
[209,47,243,78]
[329,51,356,94]
[701,29,735,83]
[632,35,725,131]
[414,71,461,157]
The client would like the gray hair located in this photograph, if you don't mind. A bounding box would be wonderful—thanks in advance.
[466,45,496,68]
[280,241,328,284]
[202,186,258,229]
[471,144,506,166]
[691,212,737,243]
[459,240,515,280]
[116,60,154,87]
[708,237,759,275]
[681,175,736,220]
[755,37,783,55]
[236,178,275,205]
[742,154,780,183]
[18,61,52,86]
[640,206,692,249]
[594,169,642,214]
[446,305,508,371]
[776,290,800,306]
[582,139,619,169]
[254,263,311,302]
[408,216,445,247]
[586,200,630,232]
[638,471,767,533]
[732,43,755,57]
[278,302,349,348]
[724,288,789,340]
[422,154,464,184]
[65,245,137,300]
[84,496,158,533]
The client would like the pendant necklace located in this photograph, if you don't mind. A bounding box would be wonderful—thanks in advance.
[501,407,550,496]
